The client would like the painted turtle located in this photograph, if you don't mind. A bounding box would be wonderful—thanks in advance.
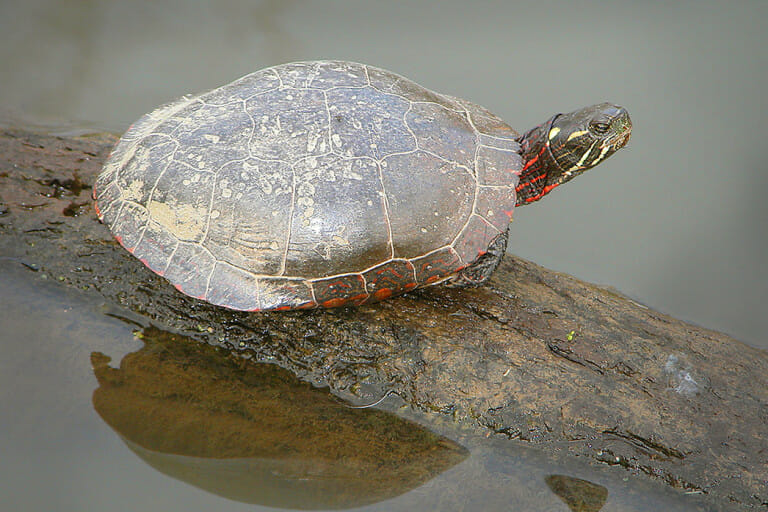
[94,61,631,311]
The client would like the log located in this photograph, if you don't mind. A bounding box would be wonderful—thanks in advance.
[0,128,765,509]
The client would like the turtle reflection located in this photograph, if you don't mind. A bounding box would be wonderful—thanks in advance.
[90,326,467,509]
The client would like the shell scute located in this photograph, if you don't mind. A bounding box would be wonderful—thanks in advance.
[363,259,418,302]
[284,154,390,277]
[382,150,475,260]
[452,215,501,265]
[304,60,369,89]
[93,181,121,222]
[111,202,149,251]
[245,87,328,162]
[171,101,251,172]
[130,221,179,277]
[258,277,316,310]
[162,242,217,300]
[203,158,292,275]
[406,101,476,170]
[367,67,461,113]
[145,160,216,244]
[115,137,176,204]
[475,186,517,233]
[410,247,462,285]
[326,85,415,159]
[205,263,261,311]
[452,97,518,139]
[311,273,368,308]
[208,69,281,103]
[475,144,522,186]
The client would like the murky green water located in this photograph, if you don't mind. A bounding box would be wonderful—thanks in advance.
[0,262,710,511]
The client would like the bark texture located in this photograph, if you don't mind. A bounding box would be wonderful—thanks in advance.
[0,128,765,510]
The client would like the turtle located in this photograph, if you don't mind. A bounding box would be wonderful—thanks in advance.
[93,60,631,311]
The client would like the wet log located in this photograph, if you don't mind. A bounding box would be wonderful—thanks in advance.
[0,128,765,510]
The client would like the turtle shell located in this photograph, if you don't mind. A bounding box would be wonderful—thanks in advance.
[94,61,521,310]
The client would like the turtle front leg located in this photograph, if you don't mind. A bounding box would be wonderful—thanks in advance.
[447,229,508,287]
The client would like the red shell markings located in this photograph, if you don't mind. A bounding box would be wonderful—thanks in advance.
[411,247,463,285]
[312,274,368,309]
[363,259,418,302]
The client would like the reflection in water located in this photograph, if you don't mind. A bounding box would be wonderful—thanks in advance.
[545,474,608,512]
[90,326,467,509]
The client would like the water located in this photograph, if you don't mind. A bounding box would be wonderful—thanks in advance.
[0,262,709,511]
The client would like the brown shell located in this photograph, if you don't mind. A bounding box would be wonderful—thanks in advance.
[94,61,521,310]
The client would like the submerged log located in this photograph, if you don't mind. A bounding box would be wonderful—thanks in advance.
[0,128,765,509]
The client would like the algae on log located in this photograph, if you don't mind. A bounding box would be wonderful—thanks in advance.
[0,128,765,509]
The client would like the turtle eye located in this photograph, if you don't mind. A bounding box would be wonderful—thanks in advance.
[590,121,611,135]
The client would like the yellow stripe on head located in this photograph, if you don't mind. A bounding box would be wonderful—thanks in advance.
[566,129,589,142]
[568,139,599,172]
[588,144,612,168]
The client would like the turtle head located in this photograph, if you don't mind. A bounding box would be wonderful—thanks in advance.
[516,103,631,205]
[548,103,632,177]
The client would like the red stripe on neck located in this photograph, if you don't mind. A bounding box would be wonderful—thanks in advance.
[520,145,546,172]
[515,172,546,192]
[523,183,560,203]
[516,117,562,206]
